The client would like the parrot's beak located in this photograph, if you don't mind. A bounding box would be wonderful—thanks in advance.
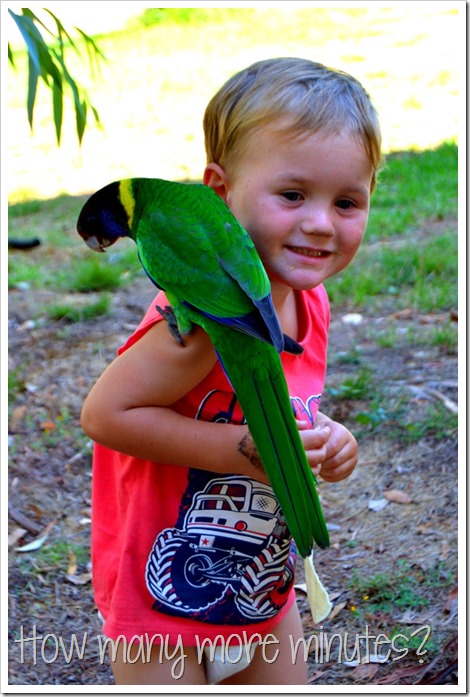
[84,235,107,253]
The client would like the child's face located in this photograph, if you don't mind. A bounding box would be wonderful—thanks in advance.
[221,127,373,296]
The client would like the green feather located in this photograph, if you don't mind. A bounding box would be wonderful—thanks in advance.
[195,316,329,555]
[77,177,330,556]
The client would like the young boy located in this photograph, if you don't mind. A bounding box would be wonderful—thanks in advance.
[81,57,381,685]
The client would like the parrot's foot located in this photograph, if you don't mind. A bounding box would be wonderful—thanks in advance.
[156,305,185,345]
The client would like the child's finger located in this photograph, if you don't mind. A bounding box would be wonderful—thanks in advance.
[296,419,310,430]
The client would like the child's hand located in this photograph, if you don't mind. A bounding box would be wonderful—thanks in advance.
[296,421,331,475]
[297,419,358,482]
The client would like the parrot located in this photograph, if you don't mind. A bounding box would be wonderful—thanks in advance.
[77,177,330,558]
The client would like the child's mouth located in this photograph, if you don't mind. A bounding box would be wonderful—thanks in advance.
[287,245,330,258]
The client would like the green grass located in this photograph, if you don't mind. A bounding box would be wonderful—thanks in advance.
[45,294,111,322]
[349,560,453,615]
[327,368,375,401]
[429,322,458,352]
[8,192,142,293]
[392,402,458,444]
[368,143,458,239]
[325,142,457,310]
[326,144,458,312]
[16,539,90,581]
[355,393,457,443]
[8,366,27,402]
[8,141,457,337]
[350,561,429,613]
[325,229,457,311]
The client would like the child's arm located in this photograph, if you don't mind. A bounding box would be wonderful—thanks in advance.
[297,411,358,482]
[81,319,270,481]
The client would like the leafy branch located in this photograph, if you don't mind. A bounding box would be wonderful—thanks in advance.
[8,7,105,145]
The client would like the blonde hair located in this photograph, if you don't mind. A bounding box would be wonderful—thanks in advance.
[204,57,382,190]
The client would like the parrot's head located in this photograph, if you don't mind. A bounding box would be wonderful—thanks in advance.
[77,180,134,253]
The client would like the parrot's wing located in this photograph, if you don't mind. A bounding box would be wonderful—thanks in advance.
[133,180,299,354]
[138,212,287,352]
[216,248,284,353]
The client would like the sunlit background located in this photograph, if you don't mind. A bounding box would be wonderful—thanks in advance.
[6,1,463,203]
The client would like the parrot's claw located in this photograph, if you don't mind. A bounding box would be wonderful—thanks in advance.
[156,305,185,345]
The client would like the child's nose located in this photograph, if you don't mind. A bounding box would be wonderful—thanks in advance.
[300,206,334,236]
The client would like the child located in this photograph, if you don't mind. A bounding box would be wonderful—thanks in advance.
[81,57,381,685]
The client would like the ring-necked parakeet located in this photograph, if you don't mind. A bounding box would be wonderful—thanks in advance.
[77,178,330,558]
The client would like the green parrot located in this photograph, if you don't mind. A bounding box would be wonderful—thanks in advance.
[77,177,330,557]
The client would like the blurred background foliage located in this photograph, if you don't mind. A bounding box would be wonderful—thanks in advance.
[6,3,462,203]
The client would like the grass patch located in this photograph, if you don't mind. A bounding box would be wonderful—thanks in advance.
[8,192,141,292]
[393,402,458,444]
[36,539,89,569]
[16,539,90,582]
[356,394,457,443]
[65,256,125,292]
[327,367,375,401]
[349,560,453,615]
[325,230,457,310]
[8,366,27,402]
[326,142,458,309]
[368,142,458,239]
[8,143,456,319]
[45,294,111,322]
[429,322,458,353]
[349,561,429,614]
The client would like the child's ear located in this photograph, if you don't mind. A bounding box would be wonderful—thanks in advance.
[203,163,231,203]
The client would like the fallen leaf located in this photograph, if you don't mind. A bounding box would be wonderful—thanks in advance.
[351,662,380,681]
[417,313,446,324]
[10,405,27,431]
[294,582,307,593]
[328,601,347,621]
[28,504,44,520]
[15,533,49,552]
[67,550,78,576]
[444,586,458,614]
[368,498,389,512]
[383,489,413,504]
[390,308,414,320]
[39,420,56,431]
[65,572,92,585]
[14,519,56,553]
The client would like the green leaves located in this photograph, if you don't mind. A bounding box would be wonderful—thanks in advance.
[8,8,105,145]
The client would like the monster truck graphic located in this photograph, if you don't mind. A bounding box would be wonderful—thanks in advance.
[145,476,295,621]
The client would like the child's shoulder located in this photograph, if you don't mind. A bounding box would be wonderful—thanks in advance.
[297,285,330,343]
[118,290,168,356]
[300,284,330,319]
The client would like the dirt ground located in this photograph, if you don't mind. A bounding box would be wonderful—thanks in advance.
[7,268,458,687]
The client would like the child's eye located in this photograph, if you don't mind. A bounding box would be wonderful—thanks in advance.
[281,191,303,202]
[336,198,356,210]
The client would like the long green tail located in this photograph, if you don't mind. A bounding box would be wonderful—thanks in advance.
[206,322,330,557]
